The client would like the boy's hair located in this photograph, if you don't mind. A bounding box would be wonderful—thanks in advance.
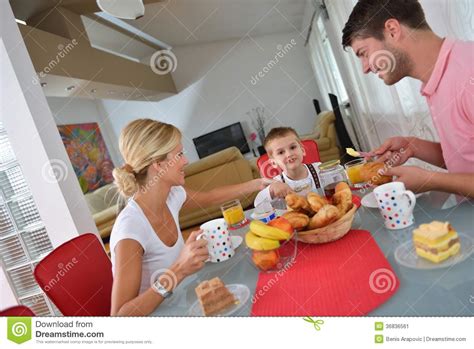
[263,127,300,154]
[342,0,430,50]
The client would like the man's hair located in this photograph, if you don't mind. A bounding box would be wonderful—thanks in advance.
[263,127,300,153]
[342,0,430,49]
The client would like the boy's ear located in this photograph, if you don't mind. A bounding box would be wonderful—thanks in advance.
[300,143,306,157]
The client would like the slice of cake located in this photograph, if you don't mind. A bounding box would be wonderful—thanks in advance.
[195,277,237,316]
[413,221,461,263]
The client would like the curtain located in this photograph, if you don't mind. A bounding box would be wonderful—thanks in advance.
[307,0,473,165]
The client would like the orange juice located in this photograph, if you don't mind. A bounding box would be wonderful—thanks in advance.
[346,164,365,184]
[344,158,366,185]
[222,201,245,226]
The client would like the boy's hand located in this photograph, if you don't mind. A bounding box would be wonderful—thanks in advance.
[269,182,294,198]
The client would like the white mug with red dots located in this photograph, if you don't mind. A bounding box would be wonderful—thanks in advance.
[198,218,235,263]
[373,182,416,230]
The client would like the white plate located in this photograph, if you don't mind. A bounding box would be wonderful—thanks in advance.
[361,192,379,208]
[394,233,474,270]
[231,235,242,249]
[361,192,424,209]
[188,284,250,316]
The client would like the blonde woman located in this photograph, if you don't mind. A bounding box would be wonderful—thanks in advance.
[110,119,268,316]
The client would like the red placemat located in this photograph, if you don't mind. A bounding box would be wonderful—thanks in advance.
[352,195,361,207]
[251,230,399,316]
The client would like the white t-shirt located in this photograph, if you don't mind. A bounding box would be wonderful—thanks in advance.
[110,186,186,295]
[254,162,323,207]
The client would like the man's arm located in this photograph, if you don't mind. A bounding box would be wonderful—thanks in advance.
[426,172,474,198]
[410,138,446,169]
[384,166,474,198]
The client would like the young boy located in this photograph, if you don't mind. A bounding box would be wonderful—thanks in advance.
[254,127,324,207]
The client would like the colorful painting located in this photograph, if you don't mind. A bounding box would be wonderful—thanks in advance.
[57,123,114,193]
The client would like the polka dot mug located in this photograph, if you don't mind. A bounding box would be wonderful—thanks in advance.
[373,181,416,230]
[198,218,235,263]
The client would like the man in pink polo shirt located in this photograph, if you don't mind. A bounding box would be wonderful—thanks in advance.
[342,0,473,198]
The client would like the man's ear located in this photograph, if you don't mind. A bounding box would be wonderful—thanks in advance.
[384,18,402,41]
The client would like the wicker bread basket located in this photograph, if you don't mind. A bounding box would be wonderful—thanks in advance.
[296,204,358,244]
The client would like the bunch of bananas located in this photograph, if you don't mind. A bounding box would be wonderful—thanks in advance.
[245,220,291,251]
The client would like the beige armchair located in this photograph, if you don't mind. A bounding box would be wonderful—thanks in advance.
[179,147,259,229]
[300,111,340,162]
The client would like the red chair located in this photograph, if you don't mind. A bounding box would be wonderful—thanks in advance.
[0,305,35,316]
[34,233,113,316]
[257,139,321,178]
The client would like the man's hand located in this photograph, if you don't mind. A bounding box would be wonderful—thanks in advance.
[269,182,294,199]
[383,166,434,193]
[373,137,415,166]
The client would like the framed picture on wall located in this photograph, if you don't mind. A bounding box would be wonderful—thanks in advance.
[57,122,114,193]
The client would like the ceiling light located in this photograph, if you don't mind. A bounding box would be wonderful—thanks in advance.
[40,82,47,87]
[15,19,27,25]
[65,85,75,91]
[90,89,97,93]
[96,0,145,20]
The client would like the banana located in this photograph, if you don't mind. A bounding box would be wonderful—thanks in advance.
[245,231,280,251]
[250,220,291,240]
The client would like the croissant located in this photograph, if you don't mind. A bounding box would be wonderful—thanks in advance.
[360,162,391,185]
[307,192,328,212]
[308,205,339,229]
[285,193,314,215]
[282,211,310,231]
[333,190,353,218]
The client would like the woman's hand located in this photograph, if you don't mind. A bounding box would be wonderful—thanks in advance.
[251,178,274,192]
[269,182,294,199]
[170,230,209,282]
[372,137,416,166]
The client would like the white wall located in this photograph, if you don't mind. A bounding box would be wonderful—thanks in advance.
[0,1,98,248]
[46,96,122,166]
[0,265,17,310]
[100,31,322,163]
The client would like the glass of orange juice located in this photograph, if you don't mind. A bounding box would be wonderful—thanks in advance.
[221,199,248,228]
[344,158,366,187]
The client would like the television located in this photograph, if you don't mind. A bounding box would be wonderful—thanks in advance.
[193,122,250,159]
